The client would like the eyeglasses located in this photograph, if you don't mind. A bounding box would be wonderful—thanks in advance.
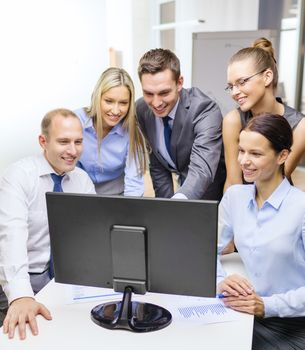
[224,69,267,93]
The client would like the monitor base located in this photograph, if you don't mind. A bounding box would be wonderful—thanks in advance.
[91,286,172,332]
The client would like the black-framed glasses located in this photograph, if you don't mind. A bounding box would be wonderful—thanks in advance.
[224,69,267,93]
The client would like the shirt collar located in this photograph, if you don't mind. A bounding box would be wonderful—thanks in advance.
[38,154,71,179]
[84,116,125,137]
[168,98,180,121]
[248,178,291,210]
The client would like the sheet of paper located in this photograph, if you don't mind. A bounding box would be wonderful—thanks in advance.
[159,294,244,325]
[64,284,122,304]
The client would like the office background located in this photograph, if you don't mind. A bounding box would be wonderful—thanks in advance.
[1,0,305,174]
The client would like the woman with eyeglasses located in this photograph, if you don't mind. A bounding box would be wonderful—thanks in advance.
[223,37,305,193]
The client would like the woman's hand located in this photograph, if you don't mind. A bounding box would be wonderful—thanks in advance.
[222,292,265,317]
[218,274,254,297]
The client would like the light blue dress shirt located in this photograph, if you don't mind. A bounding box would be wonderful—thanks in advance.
[217,178,305,318]
[75,108,144,196]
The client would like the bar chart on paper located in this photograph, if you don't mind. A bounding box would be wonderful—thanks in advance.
[178,302,227,319]
[164,296,244,325]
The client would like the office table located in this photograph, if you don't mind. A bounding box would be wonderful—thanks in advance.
[0,253,253,350]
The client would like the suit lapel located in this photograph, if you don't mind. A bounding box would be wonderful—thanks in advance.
[171,89,190,165]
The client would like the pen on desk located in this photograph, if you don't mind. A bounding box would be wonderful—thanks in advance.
[217,293,226,299]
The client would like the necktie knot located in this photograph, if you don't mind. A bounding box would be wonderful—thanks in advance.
[162,116,171,127]
[51,173,64,193]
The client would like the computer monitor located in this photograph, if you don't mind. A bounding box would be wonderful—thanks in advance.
[46,193,218,332]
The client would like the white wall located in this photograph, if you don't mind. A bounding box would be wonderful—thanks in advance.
[105,0,152,99]
[0,0,108,173]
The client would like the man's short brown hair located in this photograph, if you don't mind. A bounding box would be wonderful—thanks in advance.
[138,48,181,82]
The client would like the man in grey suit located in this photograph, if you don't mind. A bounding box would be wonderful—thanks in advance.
[136,48,226,200]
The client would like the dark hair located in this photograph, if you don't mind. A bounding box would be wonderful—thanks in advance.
[229,37,278,90]
[138,48,180,82]
[244,114,292,153]
[243,114,292,175]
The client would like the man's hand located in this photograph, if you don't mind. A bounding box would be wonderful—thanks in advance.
[2,297,52,340]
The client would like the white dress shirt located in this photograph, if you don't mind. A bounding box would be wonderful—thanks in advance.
[0,154,95,303]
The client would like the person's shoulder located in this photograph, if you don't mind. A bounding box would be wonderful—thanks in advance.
[183,87,214,105]
[135,97,148,113]
[224,183,253,201]
[288,185,305,203]
[73,107,88,125]
[71,166,91,178]
[223,109,242,129]
[183,87,222,119]
[1,155,41,187]
[4,155,39,173]
[223,109,240,122]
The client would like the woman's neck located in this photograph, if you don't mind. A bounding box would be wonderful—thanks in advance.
[251,92,284,117]
[255,172,284,209]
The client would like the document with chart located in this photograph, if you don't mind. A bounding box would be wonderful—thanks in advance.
[161,294,245,325]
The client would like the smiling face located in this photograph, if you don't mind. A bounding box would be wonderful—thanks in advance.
[238,130,286,184]
[100,85,130,131]
[227,58,270,113]
[39,114,83,175]
[140,69,183,118]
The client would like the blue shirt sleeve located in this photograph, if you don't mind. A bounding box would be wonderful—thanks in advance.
[123,145,144,197]
[262,214,305,317]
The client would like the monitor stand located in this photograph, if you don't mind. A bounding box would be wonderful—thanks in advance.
[91,286,172,332]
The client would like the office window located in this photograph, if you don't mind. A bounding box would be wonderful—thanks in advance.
[159,1,175,51]
[160,1,175,24]
[160,29,175,51]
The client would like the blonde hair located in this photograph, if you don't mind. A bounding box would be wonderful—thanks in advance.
[41,108,79,139]
[86,67,147,174]
[229,37,278,90]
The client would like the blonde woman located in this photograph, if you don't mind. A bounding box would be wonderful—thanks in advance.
[75,67,147,195]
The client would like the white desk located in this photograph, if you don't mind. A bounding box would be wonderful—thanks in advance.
[0,253,253,350]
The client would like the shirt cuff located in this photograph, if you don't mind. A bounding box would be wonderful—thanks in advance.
[172,192,188,199]
[3,278,34,304]
[261,296,278,318]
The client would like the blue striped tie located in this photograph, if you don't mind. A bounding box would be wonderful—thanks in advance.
[162,116,172,158]
[49,173,64,278]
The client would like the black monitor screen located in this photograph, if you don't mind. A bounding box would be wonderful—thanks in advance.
[46,193,218,298]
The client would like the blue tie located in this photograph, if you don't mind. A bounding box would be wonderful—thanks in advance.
[49,173,64,278]
[50,173,64,193]
[163,116,172,157]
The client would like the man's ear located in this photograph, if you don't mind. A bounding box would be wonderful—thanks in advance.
[177,75,184,92]
[38,134,47,150]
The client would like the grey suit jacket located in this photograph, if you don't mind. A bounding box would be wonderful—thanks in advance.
[136,87,226,200]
